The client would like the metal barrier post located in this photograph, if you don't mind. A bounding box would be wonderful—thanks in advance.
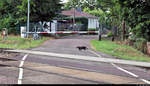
[1,28,8,40]
[98,28,101,41]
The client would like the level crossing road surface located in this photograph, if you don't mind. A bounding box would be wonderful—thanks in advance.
[0,35,150,84]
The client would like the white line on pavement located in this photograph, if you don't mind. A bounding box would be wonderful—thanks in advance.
[19,61,24,68]
[18,54,28,84]
[18,68,23,80]
[90,50,150,84]
[140,79,150,84]
[22,54,28,61]
[18,68,23,84]
[111,63,138,78]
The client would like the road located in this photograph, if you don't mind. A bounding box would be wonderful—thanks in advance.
[0,35,150,84]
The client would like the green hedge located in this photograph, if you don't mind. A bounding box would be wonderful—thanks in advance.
[133,38,147,54]
[88,28,96,31]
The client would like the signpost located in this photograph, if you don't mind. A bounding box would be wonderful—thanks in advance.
[27,0,30,38]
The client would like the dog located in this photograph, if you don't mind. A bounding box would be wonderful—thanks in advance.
[76,46,88,51]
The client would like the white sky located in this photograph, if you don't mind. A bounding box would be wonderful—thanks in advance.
[61,0,68,3]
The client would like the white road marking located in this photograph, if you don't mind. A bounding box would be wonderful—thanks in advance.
[22,54,28,61]
[18,68,23,84]
[90,50,150,84]
[19,61,24,68]
[140,79,150,84]
[18,68,23,80]
[18,54,28,84]
[111,63,138,78]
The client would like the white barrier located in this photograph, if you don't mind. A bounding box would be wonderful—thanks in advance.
[24,31,99,34]
[21,26,27,38]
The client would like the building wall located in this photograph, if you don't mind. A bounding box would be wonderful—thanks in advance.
[88,18,99,29]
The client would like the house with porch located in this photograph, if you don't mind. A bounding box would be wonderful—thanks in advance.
[61,8,99,31]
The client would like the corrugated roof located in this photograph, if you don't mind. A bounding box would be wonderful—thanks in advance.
[62,8,97,18]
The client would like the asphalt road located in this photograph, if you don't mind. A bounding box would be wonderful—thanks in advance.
[0,35,150,84]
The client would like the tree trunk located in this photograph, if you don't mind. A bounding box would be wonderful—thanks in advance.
[122,20,126,41]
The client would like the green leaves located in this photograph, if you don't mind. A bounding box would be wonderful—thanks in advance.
[0,0,62,34]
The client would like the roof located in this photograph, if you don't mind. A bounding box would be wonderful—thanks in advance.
[61,8,97,19]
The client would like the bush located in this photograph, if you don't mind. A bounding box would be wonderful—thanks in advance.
[88,28,96,31]
[107,32,113,37]
[133,38,147,53]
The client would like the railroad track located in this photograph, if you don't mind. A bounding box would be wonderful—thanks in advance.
[0,61,103,84]
[0,49,102,84]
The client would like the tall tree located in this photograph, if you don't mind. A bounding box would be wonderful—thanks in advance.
[64,0,97,10]
[17,0,62,23]
[0,0,62,33]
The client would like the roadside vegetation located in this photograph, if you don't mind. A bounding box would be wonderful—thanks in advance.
[91,40,150,62]
[0,35,49,49]
[65,0,150,56]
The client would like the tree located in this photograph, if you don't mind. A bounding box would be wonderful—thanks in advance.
[0,0,21,32]
[17,0,62,23]
[64,0,97,10]
[0,0,62,33]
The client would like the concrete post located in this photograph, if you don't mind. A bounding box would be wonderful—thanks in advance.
[147,42,150,55]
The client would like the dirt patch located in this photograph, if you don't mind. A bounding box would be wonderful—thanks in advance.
[114,41,130,46]
[0,48,19,61]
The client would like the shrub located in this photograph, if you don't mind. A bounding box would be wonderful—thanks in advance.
[88,28,96,31]
[133,38,147,53]
[107,32,113,37]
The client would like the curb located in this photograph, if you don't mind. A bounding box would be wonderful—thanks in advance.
[5,50,150,68]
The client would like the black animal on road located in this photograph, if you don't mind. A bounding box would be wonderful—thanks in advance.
[76,46,88,51]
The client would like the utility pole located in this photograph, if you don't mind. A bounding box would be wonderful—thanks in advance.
[27,0,30,38]
[71,0,75,31]
[122,20,126,41]
[73,8,75,30]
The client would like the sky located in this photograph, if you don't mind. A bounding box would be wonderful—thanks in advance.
[61,0,68,3]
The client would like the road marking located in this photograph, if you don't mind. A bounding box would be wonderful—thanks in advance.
[22,54,28,61]
[18,54,28,84]
[19,61,24,68]
[140,79,150,84]
[111,63,138,78]
[18,68,23,79]
[90,50,150,84]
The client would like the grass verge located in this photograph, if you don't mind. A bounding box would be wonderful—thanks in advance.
[0,35,49,49]
[91,40,150,62]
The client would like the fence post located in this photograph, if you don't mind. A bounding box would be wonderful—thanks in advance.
[147,42,150,55]
[1,28,8,40]
[98,28,101,41]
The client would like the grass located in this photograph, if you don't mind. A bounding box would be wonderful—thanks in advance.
[0,35,49,49]
[91,40,150,62]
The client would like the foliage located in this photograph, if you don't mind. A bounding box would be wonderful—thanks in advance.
[88,28,96,31]
[0,0,62,33]
[0,0,21,32]
[133,38,147,53]
[107,32,113,37]
[64,0,97,10]
[91,40,150,62]
[0,35,49,49]
[86,0,150,42]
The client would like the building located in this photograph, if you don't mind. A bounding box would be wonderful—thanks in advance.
[61,8,99,30]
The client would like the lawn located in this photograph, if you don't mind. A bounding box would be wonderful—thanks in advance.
[0,35,49,49]
[91,40,150,62]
